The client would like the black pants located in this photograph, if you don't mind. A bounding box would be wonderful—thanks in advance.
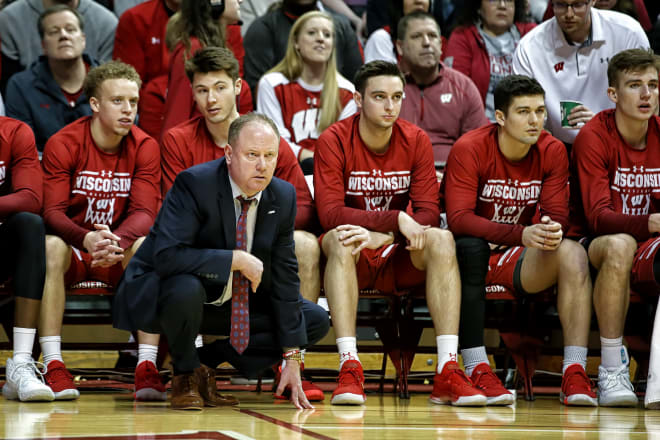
[0,212,45,300]
[155,274,330,376]
[456,236,491,349]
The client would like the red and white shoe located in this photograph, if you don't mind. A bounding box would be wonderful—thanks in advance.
[331,360,366,405]
[273,362,325,402]
[470,363,515,406]
[134,361,167,401]
[560,364,597,407]
[44,360,79,400]
[430,361,487,406]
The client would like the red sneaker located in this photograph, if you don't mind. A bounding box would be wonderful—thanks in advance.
[560,364,597,406]
[44,360,79,400]
[470,363,515,406]
[134,361,167,401]
[331,360,366,405]
[273,362,325,402]
[430,361,487,406]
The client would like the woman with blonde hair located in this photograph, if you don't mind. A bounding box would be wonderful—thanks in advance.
[257,10,356,174]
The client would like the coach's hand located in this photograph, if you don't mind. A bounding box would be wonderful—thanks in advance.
[398,212,429,251]
[232,250,263,292]
[276,359,313,410]
[522,216,562,251]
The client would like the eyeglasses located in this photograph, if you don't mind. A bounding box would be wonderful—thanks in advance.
[552,1,589,13]
[485,0,515,5]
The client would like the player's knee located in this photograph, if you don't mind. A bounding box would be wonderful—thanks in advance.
[600,234,637,272]
[322,228,355,261]
[558,239,590,278]
[45,235,70,274]
[162,274,205,316]
[294,230,321,266]
[425,228,455,258]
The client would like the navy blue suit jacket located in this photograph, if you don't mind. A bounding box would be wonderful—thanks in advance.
[113,157,307,349]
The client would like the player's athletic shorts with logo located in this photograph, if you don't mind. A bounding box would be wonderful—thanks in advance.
[320,233,426,294]
[65,247,124,287]
[486,246,527,294]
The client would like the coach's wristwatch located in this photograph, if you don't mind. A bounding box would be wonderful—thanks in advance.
[283,349,303,363]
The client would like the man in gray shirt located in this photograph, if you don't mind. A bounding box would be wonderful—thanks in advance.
[0,0,116,90]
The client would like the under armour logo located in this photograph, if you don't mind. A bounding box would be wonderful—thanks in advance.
[151,37,160,45]
[554,62,565,73]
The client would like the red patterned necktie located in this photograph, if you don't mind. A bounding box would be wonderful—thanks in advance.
[230,196,252,354]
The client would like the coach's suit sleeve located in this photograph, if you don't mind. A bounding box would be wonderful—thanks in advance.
[152,170,233,284]
[268,183,307,349]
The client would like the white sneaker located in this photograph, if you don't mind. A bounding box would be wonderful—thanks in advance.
[3,357,55,402]
[598,364,638,407]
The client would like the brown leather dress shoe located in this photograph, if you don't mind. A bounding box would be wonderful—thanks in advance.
[171,373,203,410]
[195,364,239,407]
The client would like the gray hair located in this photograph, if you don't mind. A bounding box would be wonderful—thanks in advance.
[228,113,280,148]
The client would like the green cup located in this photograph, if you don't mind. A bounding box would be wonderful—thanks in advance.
[560,100,583,128]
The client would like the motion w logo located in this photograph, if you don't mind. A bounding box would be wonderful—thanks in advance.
[84,197,115,225]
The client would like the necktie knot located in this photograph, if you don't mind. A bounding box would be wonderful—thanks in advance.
[237,196,253,214]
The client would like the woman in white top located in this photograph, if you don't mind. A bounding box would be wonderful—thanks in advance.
[257,10,356,174]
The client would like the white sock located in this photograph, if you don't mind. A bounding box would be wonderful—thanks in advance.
[563,346,588,374]
[137,344,158,366]
[600,336,628,370]
[461,346,490,377]
[337,337,359,369]
[39,335,63,366]
[436,335,459,373]
[13,327,36,363]
[194,335,203,348]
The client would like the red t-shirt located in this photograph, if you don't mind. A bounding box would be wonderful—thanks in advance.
[160,37,253,140]
[161,115,315,230]
[571,109,660,241]
[443,123,569,246]
[0,116,43,219]
[314,114,439,233]
[42,117,161,250]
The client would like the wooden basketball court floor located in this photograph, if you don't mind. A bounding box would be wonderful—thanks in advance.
[2,390,660,440]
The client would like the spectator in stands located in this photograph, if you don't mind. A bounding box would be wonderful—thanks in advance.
[364,0,430,65]
[443,74,596,407]
[5,5,95,152]
[0,117,54,402]
[366,0,459,38]
[113,0,180,138]
[445,0,535,122]
[397,12,488,166]
[243,0,362,99]
[314,61,487,407]
[0,0,117,93]
[114,113,330,410]
[161,0,251,139]
[161,47,323,402]
[512,0,649,147]
[571,48,660,408]
[39,61,160,400]
[542,0,653,32]
[257,10,356,174]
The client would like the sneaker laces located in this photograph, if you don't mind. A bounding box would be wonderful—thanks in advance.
[338,365,363,387]
[564,367,594,393]
[140,362,162,387]
[473,368,503,389]
[9,360,47,387]
[45,363,73,386]
[445,364,474,385]
[600,365,634,392]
